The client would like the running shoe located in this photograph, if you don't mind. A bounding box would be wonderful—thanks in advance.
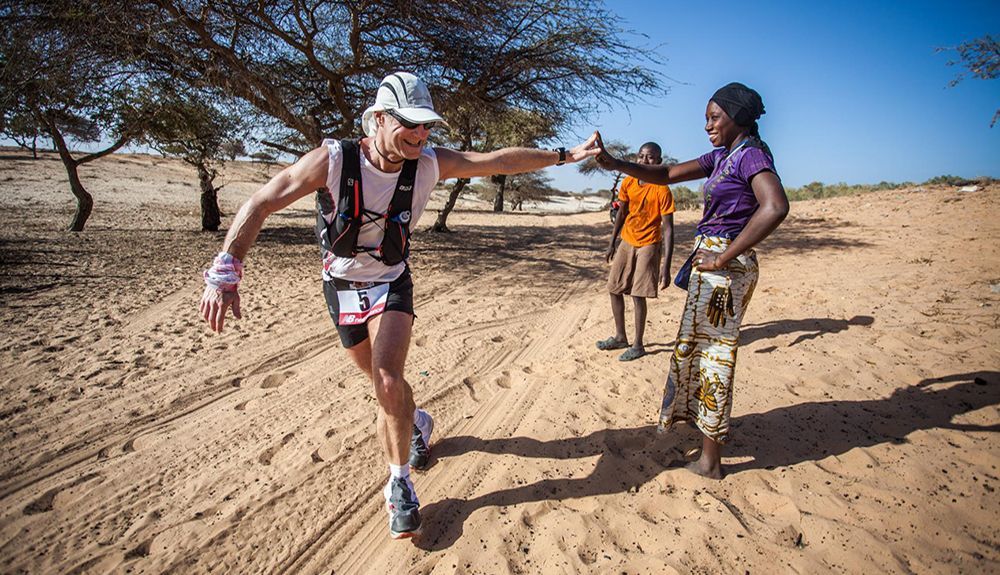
[384,476,421,539]
[409,409,434,471]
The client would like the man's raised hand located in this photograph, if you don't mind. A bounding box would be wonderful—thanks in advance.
[567,132,602,163]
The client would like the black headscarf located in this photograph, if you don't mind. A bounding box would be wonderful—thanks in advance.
[711,82,773,160]
[710,82,765,127]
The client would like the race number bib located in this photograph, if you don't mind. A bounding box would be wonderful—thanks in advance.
[336,282,390,325]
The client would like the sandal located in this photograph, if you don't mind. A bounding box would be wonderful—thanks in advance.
[618,347,646,361]
[596,337,629,351]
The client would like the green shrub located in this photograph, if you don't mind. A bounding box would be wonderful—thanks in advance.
[671,185,701,210]
[924,174,972,186]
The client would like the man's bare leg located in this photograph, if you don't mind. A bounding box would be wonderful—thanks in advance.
[610,293,628,344]
[631,295,647,351]
[368,311,415,465]
[366,311,423,538]
[344,322,427,467]
[345,339,374,379]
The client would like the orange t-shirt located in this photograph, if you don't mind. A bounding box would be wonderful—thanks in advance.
[618,176,675,247]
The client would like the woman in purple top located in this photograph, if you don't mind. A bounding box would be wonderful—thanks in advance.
[594,82,789,479]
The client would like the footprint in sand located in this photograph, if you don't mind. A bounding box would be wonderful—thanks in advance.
[257,432,295,465]
[495,371,511,389]
[413,335,427,347]
[124,537,154,560]
[122,435,147,453]
[605,433,652,457]
[23,473,101,515]
[23,487,62,515]
[261,370,294,389]
[234,399,258,412]
[462,376,480,401]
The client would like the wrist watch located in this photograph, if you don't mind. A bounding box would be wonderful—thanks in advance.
[554,147,566,166]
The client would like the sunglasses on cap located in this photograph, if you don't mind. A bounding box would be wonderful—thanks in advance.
[385,108,441,131]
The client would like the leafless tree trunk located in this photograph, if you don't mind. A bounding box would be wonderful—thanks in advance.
[432,178,469,233]
[36,108,127,231]
[492,174,507,212]
[196,162,222,231]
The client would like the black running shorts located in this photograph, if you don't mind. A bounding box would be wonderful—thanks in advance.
[322,268,415,348]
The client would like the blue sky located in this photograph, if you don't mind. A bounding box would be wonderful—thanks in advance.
[6,1,994,193]
[547,0,999,191]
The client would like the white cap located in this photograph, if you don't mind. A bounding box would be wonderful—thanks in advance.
[361,72,448,137]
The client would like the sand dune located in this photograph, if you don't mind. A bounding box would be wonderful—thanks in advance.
[0,151,997,574]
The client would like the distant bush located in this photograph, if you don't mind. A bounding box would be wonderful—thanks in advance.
[922,175,998,187]
[249,151,276,163]
[924,174,972,186]
[467,182,493,202]
[671,185,701,210]
[784,180,913,202]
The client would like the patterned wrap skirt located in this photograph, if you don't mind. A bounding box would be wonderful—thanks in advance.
[658,235,759,444]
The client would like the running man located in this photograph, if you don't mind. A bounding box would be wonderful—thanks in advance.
[199,72,599,539]
[596,142,675,361]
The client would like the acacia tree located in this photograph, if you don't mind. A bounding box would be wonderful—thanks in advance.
[488,110,557,212]
[940,34,999,127]
[0,2,145,231]
[578,140,678,201]
[141,86,245,231]
[427,104,558,231]
[68,0,663,231]
[506,171,557,211]
[0,111,42,159]
[427,0,663,230]
[95,0,487,146]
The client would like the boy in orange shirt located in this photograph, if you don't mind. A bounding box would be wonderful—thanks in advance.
[597,142,675,361]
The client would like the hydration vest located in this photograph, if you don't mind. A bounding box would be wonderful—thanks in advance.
[316,139,417,266]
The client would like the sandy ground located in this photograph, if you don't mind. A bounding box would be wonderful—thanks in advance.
[0,150,997,575]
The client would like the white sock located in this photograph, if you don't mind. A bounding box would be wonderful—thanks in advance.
[413,408,423,427]
[389,463,410,479]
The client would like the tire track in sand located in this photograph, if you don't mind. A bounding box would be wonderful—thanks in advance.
[286,295,589,573]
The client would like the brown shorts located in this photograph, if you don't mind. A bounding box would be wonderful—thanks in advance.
[607,241,661,298]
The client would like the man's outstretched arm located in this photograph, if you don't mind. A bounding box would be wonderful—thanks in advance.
[435,133,599,181]
[200,146,329,333]
[222,147,329,260]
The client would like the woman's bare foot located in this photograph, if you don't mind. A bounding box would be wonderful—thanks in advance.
[684,459,723,479]
[682,435,723,479]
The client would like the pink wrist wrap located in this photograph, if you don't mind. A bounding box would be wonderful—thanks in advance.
[203,252,244,292]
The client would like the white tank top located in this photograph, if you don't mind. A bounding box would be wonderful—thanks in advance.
[320,139,439,283]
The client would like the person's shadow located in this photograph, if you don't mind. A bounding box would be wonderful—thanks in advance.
[740,315,874,352]
[414,371,998,551]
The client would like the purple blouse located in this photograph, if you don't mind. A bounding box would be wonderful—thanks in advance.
[696,144,777,239]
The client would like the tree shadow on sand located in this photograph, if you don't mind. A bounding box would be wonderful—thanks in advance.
[414,371,998,551]
[252,211,868,294]
[741,315,875,351]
